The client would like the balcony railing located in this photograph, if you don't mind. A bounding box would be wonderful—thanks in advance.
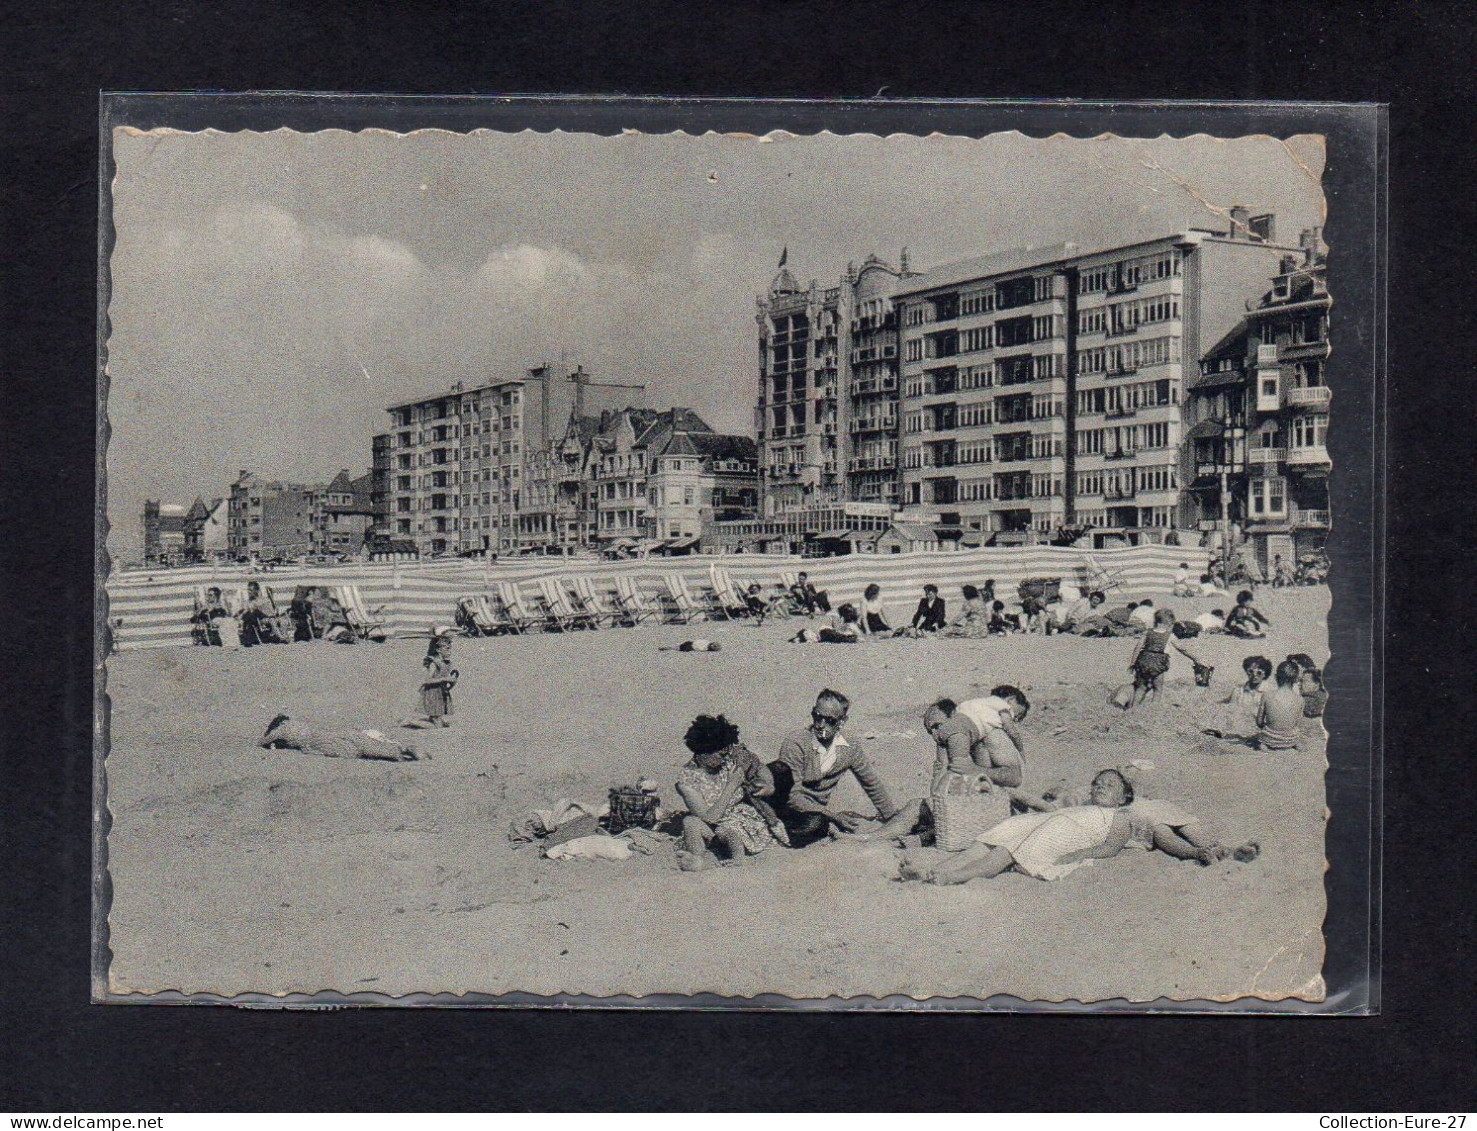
[1104,486,1137,501]
[1286,444,1331,467]
[1105,406,1137,419]
[1296,508,1332,527]
[851,416,897,433]
[1285,385,1332,408]
[1105,323,1140,338]
[1247,446,1286,465]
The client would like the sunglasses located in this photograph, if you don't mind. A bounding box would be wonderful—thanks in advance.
[811,710,845,724]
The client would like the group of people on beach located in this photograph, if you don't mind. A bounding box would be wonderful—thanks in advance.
[191,582,353,647]
[670,685,1270,885]
[781,568,1279,664]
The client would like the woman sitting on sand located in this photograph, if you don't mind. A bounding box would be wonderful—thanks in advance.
[1203,655,1273,741]
[858,584,892,635]
[899,769,1137,885]
[675,714,785,869]
[939,584,990,638]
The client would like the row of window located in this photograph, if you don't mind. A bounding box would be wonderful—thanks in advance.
[1078,251,1183,294]
[1075,464,1179,496]
[1076,421,1174,455]
[1078,336,1180,374]
[390,390,521,428]
[1076,379,1179,415]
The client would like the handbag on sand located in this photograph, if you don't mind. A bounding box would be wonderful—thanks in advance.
[931,772,1000,852]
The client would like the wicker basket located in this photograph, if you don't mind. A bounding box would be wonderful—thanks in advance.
[607,787,659,834]
[931,773,1001,852]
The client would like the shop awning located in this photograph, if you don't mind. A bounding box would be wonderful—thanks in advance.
[813,528,853,540]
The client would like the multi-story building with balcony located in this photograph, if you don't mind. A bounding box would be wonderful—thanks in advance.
[591,406,758,548]
[891,208,1305,542]
[1185,227,1330,570]
[755,253,914,515]
[226,471,321,560]
[383,376,554,556]
[370,432,393,544]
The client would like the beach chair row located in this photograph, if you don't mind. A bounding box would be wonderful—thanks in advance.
[191,582,387,644]
[454,569,768,635]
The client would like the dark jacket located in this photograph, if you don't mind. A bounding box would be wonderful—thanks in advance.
[912,595,947,631]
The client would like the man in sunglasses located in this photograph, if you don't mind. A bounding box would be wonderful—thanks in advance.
[767,688,899,847]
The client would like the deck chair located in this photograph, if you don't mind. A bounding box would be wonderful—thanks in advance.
[330,584,387,641]
[657,574,705,624]
[708,565,752,619]
[553,577,601,630]
[491,582,536,634]
[531,577,586,631]
[612,575,659,624]
[1079,554,1128,596]
[572,576,625,627]
[456,594,504,636]
[688,571,730,620]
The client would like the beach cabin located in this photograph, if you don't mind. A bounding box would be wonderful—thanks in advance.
[876,523,941,554]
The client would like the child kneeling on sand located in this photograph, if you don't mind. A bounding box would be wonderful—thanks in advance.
[675,714,787,870]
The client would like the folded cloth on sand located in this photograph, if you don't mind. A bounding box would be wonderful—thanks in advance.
[976,806,1117,881]
[545,834,633,862]
[541,814,603,848]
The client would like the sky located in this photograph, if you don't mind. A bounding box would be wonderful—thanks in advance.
[104,126,1325,560]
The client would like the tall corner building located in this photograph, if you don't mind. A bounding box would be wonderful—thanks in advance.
[891,209,1306,541]
[383,374,558,557]
[755,253,914,516]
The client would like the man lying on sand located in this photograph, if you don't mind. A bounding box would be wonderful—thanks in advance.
[260,714,421,762]
[766,689,900,846]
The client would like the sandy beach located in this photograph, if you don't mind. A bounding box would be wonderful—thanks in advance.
[103,585,1330,1004]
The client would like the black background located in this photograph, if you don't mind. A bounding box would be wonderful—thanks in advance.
[3,0,1474,1111]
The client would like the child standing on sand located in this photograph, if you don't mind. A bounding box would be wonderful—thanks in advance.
[402,627,458,729]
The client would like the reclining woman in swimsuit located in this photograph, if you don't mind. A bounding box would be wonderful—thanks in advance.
[899,769,1136,885]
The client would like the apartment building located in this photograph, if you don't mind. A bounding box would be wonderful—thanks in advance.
[891,209,1304,541]
[755,253,913,516]
[1185,227,1331,570]
[383,376,555,556]
[226,471,320,560]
